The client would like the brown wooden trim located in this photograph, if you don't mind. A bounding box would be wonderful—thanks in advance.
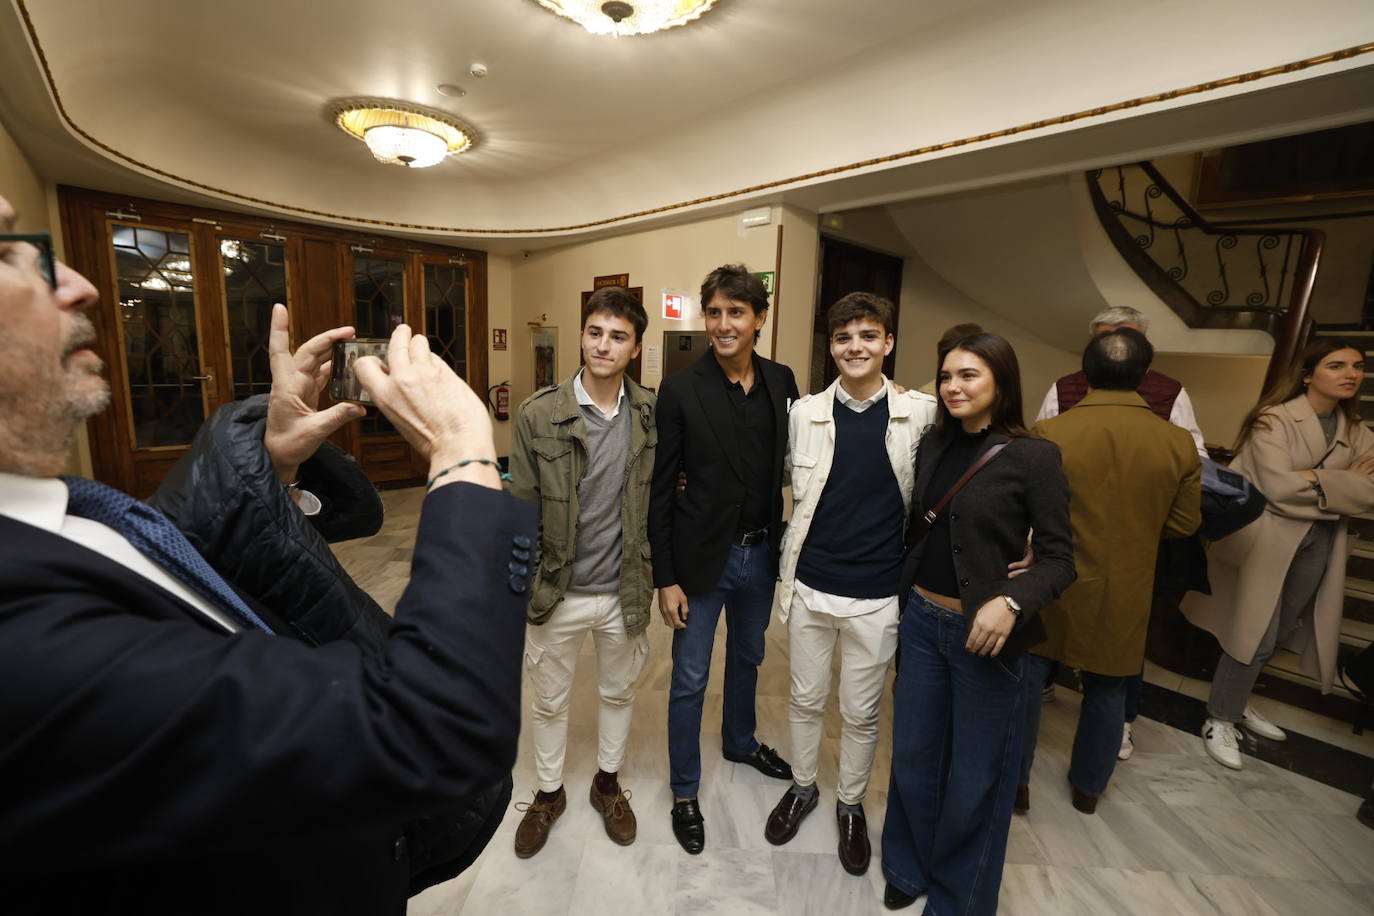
[58,186,489,493]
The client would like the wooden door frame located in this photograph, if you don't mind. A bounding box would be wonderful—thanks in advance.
[59,185,490,494]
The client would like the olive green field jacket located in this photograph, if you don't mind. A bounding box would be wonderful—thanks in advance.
[508,374,657,635]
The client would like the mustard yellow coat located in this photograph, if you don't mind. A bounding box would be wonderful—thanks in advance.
[1181,395,1374,691]
[1032,390,1202,676]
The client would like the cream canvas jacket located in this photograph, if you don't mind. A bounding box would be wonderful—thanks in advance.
[777,377,937,621]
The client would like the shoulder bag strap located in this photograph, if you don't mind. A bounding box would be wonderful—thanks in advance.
[913,440,1011,539]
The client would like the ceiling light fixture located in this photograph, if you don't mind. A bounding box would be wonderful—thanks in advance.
[531,0,723,36]
[328,99,477,169]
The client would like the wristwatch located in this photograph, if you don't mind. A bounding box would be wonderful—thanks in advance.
[1001,594,1023,617]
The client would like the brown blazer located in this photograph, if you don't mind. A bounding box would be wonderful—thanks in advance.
[1032,390,1202,676]
[1181,395,1374,691]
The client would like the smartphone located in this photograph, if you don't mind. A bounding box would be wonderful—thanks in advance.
[330,338,390,404]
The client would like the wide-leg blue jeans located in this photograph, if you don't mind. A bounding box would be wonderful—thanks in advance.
[881,591,1025,916]
[667,539,776,799]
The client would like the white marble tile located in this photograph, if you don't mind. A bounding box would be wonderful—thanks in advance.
[334,489,1374,916]
[771,851,884,916]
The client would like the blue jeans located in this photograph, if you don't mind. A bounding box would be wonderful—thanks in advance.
[667,539,777,799]
[1020,654,1129,798]
[881,591,1024,916]
[1123,670,1143,724]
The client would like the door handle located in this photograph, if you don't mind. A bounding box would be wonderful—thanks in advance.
[192,374,214,381]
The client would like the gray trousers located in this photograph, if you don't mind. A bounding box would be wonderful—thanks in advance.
[1207,520,1336,723]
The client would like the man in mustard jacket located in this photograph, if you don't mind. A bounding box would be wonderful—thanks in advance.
[1019,328,1201,814]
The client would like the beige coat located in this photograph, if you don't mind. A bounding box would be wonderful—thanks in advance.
[1180,396,1374,691]
[1032,390,1202,676]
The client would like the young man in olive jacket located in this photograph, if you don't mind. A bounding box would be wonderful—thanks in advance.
[508,286,657,857]
[650,264,801,855]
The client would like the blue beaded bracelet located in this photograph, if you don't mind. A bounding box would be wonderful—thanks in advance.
[426,458,513,491]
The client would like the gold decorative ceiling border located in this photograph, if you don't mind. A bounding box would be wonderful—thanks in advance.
[16,1,1374,234]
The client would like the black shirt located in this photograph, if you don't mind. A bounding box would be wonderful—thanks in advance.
[723,355,775,534]
[913,426,992,598]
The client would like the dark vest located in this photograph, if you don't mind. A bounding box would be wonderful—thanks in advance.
[1056,369,1182,420]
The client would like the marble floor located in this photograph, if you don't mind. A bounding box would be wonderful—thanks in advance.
[336,488,1374,916]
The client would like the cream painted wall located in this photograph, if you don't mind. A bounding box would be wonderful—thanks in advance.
[504,209,793,444]
[486,254,515,457]
[1152,352,1270,450]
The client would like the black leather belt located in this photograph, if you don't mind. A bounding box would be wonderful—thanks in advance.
[736,528,767,547]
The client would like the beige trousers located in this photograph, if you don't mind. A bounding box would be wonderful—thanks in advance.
[525,592,649,793]
[787,592,899,804]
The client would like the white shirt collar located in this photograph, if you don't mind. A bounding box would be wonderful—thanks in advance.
[0,471,70,532]
[572,369,625,421]
[835,377,889,412]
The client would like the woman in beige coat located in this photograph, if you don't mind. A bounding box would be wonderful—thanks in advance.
[1182,338,1374,770]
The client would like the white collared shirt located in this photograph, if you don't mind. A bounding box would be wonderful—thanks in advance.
[572,368,626,421]
[0,472,240,632]
[834,379,889,414]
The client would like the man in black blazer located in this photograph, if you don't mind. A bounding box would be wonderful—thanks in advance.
[0,193,535,915]
[649,264,801,854]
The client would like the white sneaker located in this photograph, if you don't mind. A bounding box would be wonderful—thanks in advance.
[1118,722,1134,761]
[1202,717,1243,769]
[1241,705,1287,741]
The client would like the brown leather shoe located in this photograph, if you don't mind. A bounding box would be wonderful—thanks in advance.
[589,780,637,845]
[1068,774,1097,814]
[513,787,566,858]
[1014,784,1030,813]
[836,804,870,875]
[764,787,817,845]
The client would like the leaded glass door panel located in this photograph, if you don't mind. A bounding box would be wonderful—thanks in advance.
[220,236,288,401]
[110,222,211,449]
[423,259,468,377]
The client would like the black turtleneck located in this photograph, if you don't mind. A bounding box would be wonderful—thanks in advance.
[913,426,993,599]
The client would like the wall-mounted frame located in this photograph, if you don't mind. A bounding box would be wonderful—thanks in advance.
[532,327,558,390]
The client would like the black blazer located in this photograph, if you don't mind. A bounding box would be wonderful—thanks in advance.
[650,350,800,596]
[0,482,536,916]
[898,428,1077,663]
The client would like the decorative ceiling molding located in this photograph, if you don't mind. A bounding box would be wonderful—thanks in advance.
[15,1,1374,235]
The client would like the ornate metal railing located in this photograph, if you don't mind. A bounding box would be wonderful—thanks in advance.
[1087,162,1324,388]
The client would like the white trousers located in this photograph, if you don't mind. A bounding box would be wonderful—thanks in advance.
[525,592,649,793]
[787,592,899,804]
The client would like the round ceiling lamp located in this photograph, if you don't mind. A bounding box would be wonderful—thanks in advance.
[329,99,477,168]
[531,0,723,36]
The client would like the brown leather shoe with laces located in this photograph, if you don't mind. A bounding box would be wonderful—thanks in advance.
[589,780,637,845]
[513,787,566,858]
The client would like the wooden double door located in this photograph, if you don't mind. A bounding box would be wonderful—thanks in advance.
[59,187,487,497]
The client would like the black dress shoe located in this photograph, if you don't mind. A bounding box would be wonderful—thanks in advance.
[836,805,870,875]
[764,788,817,845]
[723,743,793,780]
[1068,773,1098,814]
[671,799,705,854]
[883,883,919,910]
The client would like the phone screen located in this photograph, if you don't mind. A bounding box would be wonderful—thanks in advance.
[329,338,390,403]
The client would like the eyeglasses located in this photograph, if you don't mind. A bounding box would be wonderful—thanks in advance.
[0,232,57,289]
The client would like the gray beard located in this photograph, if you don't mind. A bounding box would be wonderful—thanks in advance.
[0,382,110,477]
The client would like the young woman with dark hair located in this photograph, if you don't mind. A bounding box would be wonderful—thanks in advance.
[1182,338,1374,769]
[881,333,1076,914]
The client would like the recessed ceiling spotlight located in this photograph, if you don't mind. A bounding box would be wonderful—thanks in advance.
[531,0,723,36]
[328,98,478,169]
[436,83,467,97]
[469,63,489,78]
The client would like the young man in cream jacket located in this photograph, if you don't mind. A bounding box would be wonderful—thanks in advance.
[764,292,937,875]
